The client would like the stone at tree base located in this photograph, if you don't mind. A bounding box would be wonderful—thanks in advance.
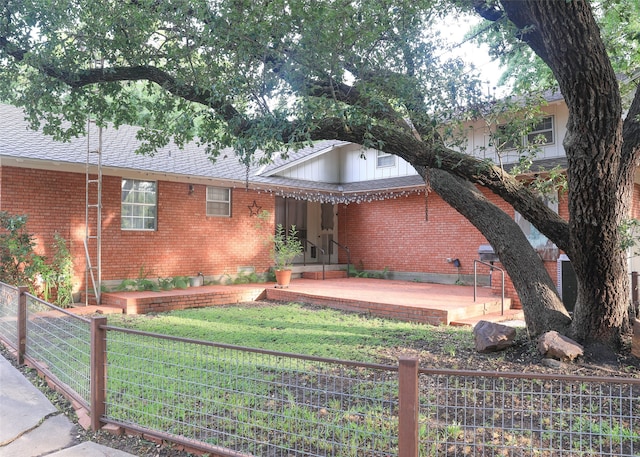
[541,358,564,369]
[537,331,584,361]
[473,320,517,353]
[632,319,640,358]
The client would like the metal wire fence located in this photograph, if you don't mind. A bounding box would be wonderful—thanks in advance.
[104,326,400,457]
[24,294,92,406]
[418,369,640,456]
[1,285,639,456]
[0,281,19,350]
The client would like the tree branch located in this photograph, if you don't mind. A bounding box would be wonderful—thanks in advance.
[1,22,570,252]
[308,117,570,252]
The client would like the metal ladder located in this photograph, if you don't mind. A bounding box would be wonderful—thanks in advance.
[85,118,102,305]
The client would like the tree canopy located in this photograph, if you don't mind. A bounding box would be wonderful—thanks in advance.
[1,0,640,348]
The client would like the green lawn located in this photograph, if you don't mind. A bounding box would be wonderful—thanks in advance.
[106,301,472,362]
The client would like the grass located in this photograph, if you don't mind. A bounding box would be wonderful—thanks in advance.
[106,302,472,362]
[102,302,475,455]
[12,300,639,456]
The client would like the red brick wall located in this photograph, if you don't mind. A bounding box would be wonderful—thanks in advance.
[2,163,577,306]
[338,187,571,307]
[338,190,493,277]
[0,166,274,292]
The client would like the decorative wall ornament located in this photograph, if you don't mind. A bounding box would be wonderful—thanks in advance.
[248,200,262,216]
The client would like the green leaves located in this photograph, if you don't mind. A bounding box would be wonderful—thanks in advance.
[0,0,484,159]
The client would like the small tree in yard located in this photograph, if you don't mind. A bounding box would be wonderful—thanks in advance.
[1,1,639,349]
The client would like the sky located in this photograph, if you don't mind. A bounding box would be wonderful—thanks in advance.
[439,14,508,97]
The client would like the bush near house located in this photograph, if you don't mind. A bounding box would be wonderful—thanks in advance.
[0,212,73,306]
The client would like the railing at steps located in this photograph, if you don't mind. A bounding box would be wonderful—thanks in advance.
[473,259,505,315]
[302,238,325,279]
[329,239,351,277]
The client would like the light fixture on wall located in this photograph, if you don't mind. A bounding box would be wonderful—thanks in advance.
[188,184,194,195]
[452,259,461,268]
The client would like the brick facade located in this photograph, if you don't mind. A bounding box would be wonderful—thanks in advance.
[4,162,639,308]
[0,166,274,293]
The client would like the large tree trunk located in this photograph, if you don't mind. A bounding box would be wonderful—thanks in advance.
[424,168,571,336]
[497,0,633,347]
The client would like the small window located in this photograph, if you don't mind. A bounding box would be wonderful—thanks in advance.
[121,179,157,230]
[526,116,554,145]
[206,186,231,217]
[495,124,520,150]
[377,151,395,168]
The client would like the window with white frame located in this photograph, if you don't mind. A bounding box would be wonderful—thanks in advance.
[495,115,554,150]
[376,150,395,168]
[526,116,554,145]
[121,179,157,230]
[514,191,559,261]
[206,186,231,217]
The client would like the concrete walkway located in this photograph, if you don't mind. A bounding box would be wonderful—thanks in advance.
[0,354,134,457]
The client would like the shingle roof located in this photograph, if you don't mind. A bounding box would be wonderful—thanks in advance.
[0,104,426,202]
[0,104,344,183]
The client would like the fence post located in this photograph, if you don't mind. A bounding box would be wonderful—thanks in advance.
[17,286,28,365]
[398,356,419,457]
[90,316,107,431]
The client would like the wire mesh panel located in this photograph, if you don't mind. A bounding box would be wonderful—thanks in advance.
[0,281,19,349]
[104,327,399,457]
[419,370,640,456]
[25,294,92,405]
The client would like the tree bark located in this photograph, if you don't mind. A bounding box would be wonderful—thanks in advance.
[499,0,634,346]
[423,168,571,335]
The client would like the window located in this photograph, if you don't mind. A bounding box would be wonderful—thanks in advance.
[121,179,157,230]
[376,151,395,168]
[206,186,231,217]
[514,191,559,261]
[526,116,554,145]
[494,115,555,150]
[495,124,520,150]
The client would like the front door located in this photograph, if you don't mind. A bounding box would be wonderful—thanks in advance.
[275,198,337,264]
[306,201,337,264]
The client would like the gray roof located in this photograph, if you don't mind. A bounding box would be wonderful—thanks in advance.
[0,104,426,203]
[0,104,269,182]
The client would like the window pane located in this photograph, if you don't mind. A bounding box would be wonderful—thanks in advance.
[207,187,228,201]
[206,186,231,217]
[527,116,553,145]
[496,125,520,150]
[121,179,157,230]
[377,151,394,167]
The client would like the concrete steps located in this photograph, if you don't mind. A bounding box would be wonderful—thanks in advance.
[302,270,348,280]
[450,307,525,327]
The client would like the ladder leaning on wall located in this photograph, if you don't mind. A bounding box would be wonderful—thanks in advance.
[85,117,102,305]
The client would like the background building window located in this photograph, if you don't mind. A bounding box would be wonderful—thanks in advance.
[376,151,395,167]
[121,179,157,230]
[206,186,231,217]
[526,116,554,145]
[495,124,520,150]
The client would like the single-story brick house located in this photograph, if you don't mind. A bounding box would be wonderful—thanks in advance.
[1,102,639,308]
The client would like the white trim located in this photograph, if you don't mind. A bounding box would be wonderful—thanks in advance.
[259,142,352,177]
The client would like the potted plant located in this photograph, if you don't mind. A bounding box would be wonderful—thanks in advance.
[271,224,304,288]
